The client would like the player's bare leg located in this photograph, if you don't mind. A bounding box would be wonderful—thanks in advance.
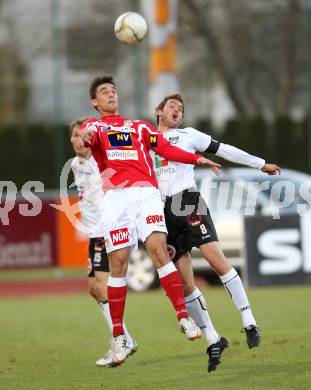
[88,277,98,301]
[145,232,201,340]
[175,253,228,371]
[199,241,261,348]
[106,247,130,364]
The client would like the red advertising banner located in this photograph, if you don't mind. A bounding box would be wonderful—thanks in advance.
[0,200,58,269]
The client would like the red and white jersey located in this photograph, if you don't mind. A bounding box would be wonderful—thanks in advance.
[71,156,105,238]
[80,115,200,191]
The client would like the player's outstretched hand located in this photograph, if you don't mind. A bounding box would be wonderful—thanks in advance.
[261,163,281,176]
[197,156,222,176]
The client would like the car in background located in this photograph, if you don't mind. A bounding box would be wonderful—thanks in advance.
[191,167,311,272]
[127,168,311,291]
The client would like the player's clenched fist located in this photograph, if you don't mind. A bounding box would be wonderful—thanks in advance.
[261,163,281,175]
[79,128,94,146]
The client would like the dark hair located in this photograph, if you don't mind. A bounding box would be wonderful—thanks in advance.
[69,117,89,136]
[89,75,116,100]
[155,94,185,125]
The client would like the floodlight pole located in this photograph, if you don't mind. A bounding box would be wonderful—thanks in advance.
[51,0,65,186]
[131,0,143,119]
[305,0,311,173]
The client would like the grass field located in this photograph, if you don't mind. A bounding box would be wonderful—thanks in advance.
[0,268,86,283]
[0,285,310,390]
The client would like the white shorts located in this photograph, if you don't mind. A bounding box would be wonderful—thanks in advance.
[101,187,167,254]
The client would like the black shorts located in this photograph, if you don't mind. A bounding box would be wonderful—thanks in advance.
[164,189,218,263]
[88,237,109,277]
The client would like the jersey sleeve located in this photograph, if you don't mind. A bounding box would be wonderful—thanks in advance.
[216,143,265,169]
[189,127,265,168]
[70,157,79,181]
[188,128,213,152]
[142,122,200,165]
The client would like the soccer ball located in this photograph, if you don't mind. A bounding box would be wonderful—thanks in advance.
[114,12,148,44]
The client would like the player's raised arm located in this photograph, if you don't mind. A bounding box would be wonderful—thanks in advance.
[202,136,281,175]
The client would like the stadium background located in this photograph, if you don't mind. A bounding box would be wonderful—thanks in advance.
[1,0,311,188]
[0,1,311,389]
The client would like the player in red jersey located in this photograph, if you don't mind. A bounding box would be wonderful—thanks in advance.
[70,118,137,368]
[80,75,221,365]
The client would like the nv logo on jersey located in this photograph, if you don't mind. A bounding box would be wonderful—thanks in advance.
[149,135,158,147]
[108,132,133,148]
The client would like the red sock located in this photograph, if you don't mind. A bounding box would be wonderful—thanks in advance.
[159,271,188,320]
[107,285,127,336]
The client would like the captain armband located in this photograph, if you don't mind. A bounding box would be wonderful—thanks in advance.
[205,139,220,154]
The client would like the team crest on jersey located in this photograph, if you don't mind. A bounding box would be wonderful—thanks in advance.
[124,120,133,127]
[107,132,133,148]
[149,135,158,147]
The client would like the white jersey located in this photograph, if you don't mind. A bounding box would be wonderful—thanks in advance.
[71,156,105,238]
[151,127,265,197]
[151,127,210,197]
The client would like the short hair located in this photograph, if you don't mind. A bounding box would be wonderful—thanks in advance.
[89,75,116,100]
[69,117,89,136]
[155,94,185,125]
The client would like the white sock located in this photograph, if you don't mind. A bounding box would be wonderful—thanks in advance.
[219,268,256,328]
[99,301,113,332]
[99,301,135,348]
[157,261,176,277]
[185,288,219,346]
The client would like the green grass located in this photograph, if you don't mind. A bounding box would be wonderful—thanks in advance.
[0,267,85,282]
[0,286,310,390]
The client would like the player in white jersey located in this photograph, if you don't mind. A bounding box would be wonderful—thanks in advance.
[70,118,137,367]
[153,94,281,372]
